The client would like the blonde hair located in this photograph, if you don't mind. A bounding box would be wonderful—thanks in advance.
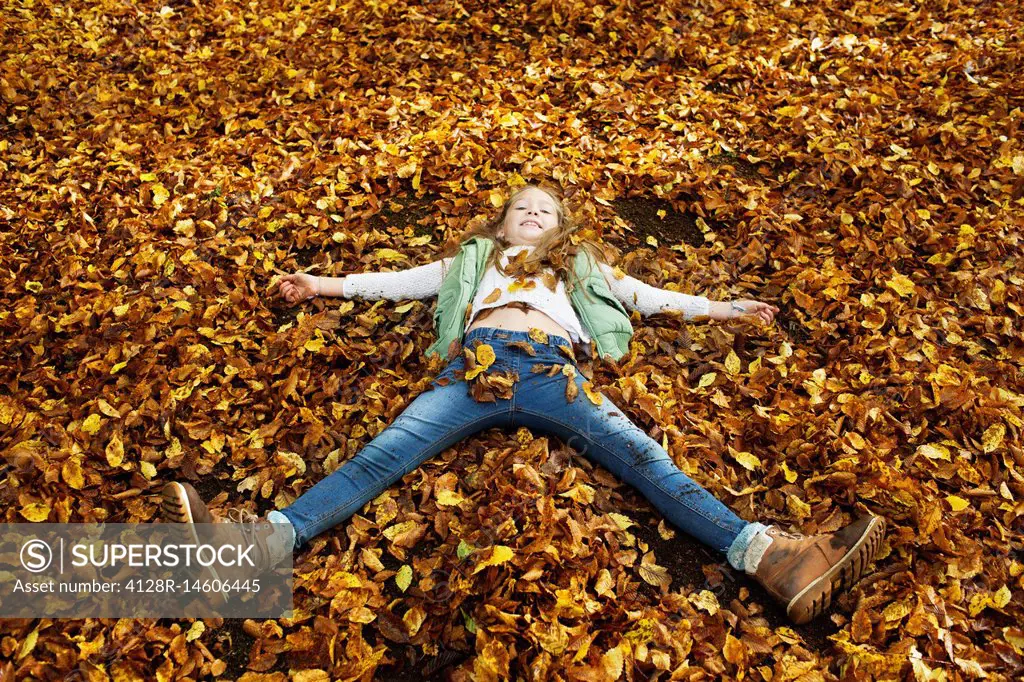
[439,183,614,295]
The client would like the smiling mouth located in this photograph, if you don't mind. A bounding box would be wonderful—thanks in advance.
[521,221,541,229]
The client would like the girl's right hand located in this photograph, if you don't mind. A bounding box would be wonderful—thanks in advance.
[279,273,319,303]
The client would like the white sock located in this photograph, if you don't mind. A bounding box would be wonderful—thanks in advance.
[266,511,296,567]
[742,527,775,574]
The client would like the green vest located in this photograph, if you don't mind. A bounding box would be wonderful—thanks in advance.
[424,236,633,362]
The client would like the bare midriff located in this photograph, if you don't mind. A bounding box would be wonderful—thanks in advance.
[464,302,572,341]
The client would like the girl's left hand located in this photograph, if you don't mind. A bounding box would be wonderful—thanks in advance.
[728,299,780,324]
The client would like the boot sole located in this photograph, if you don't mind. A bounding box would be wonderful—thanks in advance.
[161,483,228,599]
[787,516,885,624]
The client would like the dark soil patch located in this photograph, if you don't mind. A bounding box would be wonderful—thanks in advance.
[632,510,834,654]
[211,619,258,675]
[188,470,228,504]
[288,245,322,269]
[268,303,301,330]
[368,193,443,237]
[612,197,709,249]
[378,644,471,681]
[707,152,765,182]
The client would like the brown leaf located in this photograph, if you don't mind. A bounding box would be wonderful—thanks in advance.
[508,340,537,356]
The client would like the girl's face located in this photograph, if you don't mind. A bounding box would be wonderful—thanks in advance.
[497,187,560,246]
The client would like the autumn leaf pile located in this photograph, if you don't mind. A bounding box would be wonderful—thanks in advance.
[1,0,1022,679]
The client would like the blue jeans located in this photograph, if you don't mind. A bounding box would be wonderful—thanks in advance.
[277,326,757,558]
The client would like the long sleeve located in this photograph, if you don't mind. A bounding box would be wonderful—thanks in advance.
[598,262,710,320]
[342,256,455,301]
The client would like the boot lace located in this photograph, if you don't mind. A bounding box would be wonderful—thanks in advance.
[768,525,804,541]
[225,507,261,525]
[224,507,271,570]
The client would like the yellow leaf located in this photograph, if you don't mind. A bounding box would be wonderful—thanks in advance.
[725,350,741,375]
[559,483,595,504]
[63,457,85,489]
[929,364,960,387]
[946,495,969,512]
[97,399,121,418]
[982,423,1005,453]
[608,513,635,530]
[140,461,157,479]
[690,590,719,615]
[150,183,169,207]
[394,302,415,314]
[582,381,603,405]
[435,489,465,507]
[780,461,798,483]
[475,344,495,369]
[787,493,811,519]
[110,360,128,374]
[638,561,670,587]
[885,273,916,297]
[723,633,746,666]
[698,372,717,388]
[775,105,802,117]
[528,328,548,344]
[395,565,413,592]
[992,585,1012,609]
[373,248,406,262]
[472,545,514,574]
[17,628,39,661]
[601,643,626,679]
[139,172,158,182]
[732,451,761,471]
[20,502,51,522]
[489,191,504,207]
[382,520,418,542]
[917,443,951,461]
[969,593,992,617]
[25,281,42,293]
[883,600,912,622]
[396,161,417,179]
[304,334,325,353]
[508,279,536,293]
[185,621,205,642]
[82,414,103,434]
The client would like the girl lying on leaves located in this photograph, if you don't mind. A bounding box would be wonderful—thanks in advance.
[163,183,885,625]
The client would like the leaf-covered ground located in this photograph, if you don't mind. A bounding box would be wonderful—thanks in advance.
[1,0,1022,679]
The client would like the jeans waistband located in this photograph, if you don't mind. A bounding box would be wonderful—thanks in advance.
[463,326,573,351]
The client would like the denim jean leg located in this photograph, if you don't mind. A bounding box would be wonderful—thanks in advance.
[277,367,513,548]
[514,359,748,554]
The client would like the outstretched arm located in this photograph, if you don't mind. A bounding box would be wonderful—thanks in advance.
[279,256,456,303]
[597,262,779,324]
[597,262,711,319]
[335,256,456,301]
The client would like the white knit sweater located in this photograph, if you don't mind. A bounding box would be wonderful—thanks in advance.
[341,245,711,346]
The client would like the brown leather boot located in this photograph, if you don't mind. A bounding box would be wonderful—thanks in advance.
[753,515,885,624]
[161,482,282,604]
